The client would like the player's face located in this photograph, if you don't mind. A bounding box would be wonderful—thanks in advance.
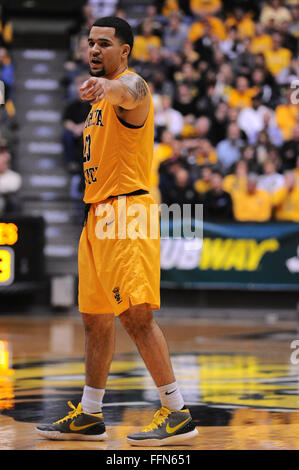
[88,26,127,77]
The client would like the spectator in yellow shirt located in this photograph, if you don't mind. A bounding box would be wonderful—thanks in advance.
[151,132,184,203]
[232,173,272,221]
[190,0,222,18]
[273,171,299,221]
[275,89,299,141]
[151,130,179,191]
[223,159,248,194]
[250,23,273,55]
[228,75,258,109]
[131,19,162,62]
[152,130,174,173]
[0,7,13,46]
[263,32,292,77]
[161,0,180,16]
[188,16,227,42]
[260,0,292,29]
[194,165,213,194]
[196,139,218,166]
[225,7,256,39]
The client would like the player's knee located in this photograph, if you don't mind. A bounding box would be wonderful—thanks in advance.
[119,304,153,337]
[82,313,114,337]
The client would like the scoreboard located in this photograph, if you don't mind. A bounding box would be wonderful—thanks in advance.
[0,216,45,291]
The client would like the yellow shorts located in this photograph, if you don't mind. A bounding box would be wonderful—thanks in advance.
[78,193,160,315]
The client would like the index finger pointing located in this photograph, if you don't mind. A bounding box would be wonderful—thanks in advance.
[79,77,97,91]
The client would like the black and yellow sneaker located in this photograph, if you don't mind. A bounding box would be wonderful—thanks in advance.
[36,401,107,441]
[126,407,198,446]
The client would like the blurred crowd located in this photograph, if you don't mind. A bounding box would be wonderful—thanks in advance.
[0,5,21,215]
[62,0,299,221]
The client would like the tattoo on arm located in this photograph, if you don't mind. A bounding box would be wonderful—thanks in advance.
[119,74,148,102]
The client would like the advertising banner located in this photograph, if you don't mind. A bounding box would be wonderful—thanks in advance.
[160,222,299,290]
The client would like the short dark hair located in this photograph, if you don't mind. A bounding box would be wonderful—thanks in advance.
[92,16,134,57]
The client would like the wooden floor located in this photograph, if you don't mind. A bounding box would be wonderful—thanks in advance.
[1,311,299,450]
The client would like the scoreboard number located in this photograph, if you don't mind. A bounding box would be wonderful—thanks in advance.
[0,247,14,286]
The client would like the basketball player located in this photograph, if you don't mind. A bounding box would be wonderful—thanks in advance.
[36,17,198,446]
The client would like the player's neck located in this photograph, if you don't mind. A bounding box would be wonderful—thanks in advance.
[105,63,128,81]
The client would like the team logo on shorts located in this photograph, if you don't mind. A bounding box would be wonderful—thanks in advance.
[112,287,122,304]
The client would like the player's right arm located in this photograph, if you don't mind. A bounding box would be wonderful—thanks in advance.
[79,74,148,108]
[79,74,150,127]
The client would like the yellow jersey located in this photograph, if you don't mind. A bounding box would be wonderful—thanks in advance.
[250,34,273,55]
[228,87,259,109]
[264,48,292,77]
[223,174,247,194]
[190,0,222,14]
[225,14,255,38]
[131,35,161,62]
[231,188,272,222]
[273,187,299,222]
[188,17,227,42]
[275,104,298,141]
[194,179,212,193]
[83,70,154,203]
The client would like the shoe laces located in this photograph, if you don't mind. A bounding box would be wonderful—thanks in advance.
[142,407,171,432]
[55,401,82,424]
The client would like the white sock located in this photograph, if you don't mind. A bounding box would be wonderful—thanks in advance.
[81,385,105,413]
[158,381,185,411]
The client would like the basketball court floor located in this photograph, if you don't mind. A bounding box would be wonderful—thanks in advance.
[1,308,299,450]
